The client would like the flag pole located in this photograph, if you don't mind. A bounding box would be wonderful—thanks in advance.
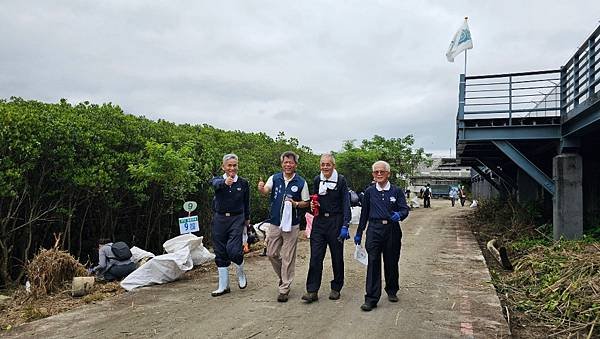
[464,49,467,75]
[463,16,468,75]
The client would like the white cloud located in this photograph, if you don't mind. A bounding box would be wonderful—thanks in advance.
[1,0,599,154]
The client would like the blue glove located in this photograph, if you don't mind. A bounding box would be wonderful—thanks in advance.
[337,226,350,242]
[354,233,362,245]
[390,211,401,222]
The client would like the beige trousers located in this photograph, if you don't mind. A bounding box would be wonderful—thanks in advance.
[266,223,299,294]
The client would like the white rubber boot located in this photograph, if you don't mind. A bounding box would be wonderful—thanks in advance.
[235,262,247,289]
[211,267,230,297]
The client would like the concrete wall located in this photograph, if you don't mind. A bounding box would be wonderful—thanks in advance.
[471,176,500,200]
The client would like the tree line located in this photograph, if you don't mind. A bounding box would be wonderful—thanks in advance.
[0,97,430,287]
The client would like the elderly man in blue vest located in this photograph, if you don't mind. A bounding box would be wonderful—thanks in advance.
[258,151,310,302]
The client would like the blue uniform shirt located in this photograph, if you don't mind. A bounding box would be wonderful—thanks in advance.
[357,182,409,233]
[210,175,250,221]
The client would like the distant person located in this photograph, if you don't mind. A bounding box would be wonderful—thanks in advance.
[91,238,136,281]
[209,153,250,297]
[258,151,310,302]
[302,153,351,303]
[354,160,409,312]
[449,186,458,207]
[459,185,467,207]
[423,183,432,208]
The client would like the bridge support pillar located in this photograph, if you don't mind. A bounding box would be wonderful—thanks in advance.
[553,153,583,240]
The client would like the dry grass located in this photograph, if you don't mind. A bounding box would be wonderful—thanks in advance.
[496,242,600,338]
[469,198,600,338]
[25,236,89,298]
[0,235,125,332]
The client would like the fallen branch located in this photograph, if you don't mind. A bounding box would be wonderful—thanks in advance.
[486,239,513,270]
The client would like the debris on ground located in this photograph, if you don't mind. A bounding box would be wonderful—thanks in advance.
[25,237,89,298]
[469,198,600,338]
[496,242,600,338]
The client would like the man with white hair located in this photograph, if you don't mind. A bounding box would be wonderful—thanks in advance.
[301,153,351,303]
[354,160,409,311]
[209,153,250,296]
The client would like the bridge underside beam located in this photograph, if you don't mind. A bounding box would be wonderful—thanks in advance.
[492,140,555,195]
[460,125,560,142]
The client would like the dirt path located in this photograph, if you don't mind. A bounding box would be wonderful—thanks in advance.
[7,200,509,338]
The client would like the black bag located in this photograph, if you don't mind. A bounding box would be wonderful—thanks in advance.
[111,241,132,261]
[423,188,431,198]
[349,190,361,207]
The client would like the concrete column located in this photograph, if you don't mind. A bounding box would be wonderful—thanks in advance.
[553,154,583,240]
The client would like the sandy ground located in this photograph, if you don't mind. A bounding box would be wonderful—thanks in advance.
[6,200,509,338]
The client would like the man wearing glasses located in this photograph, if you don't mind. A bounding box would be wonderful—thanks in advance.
[354,161,409,311]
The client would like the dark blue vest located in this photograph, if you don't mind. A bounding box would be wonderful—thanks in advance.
[269,172,305,226]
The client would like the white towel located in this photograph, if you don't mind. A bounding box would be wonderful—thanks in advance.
[318,169,338,195]
[280,200,293,232]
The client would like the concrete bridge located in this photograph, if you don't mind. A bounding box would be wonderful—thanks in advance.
[456,24,600,240]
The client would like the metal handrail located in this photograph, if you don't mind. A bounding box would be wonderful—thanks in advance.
[464,107,559,115]
[458,24,599,131]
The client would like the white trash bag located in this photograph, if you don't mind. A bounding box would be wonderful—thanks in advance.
[410,197,420,208]
[470,200,478,208]
[353,245,368,266]
[120,246,193,291]
[253,221,269,241]
[350,207,362,224]
[130,246,155,264]
[163,233,215,266]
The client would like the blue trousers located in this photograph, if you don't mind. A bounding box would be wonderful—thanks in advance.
[212,213,244,267]
[364,221,402,305]
[306,214,344,293]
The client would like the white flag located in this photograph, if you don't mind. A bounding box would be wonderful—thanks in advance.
[446,19,473,62]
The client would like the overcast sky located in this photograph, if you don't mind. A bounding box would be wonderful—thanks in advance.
[1,1,599,156]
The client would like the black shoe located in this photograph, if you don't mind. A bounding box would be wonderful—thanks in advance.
[388,294,399,302]
[301,291,318,303]
[360,303,377,312]
[211,287,231,297]
[277,293,289,302]
[328,290,340,300]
